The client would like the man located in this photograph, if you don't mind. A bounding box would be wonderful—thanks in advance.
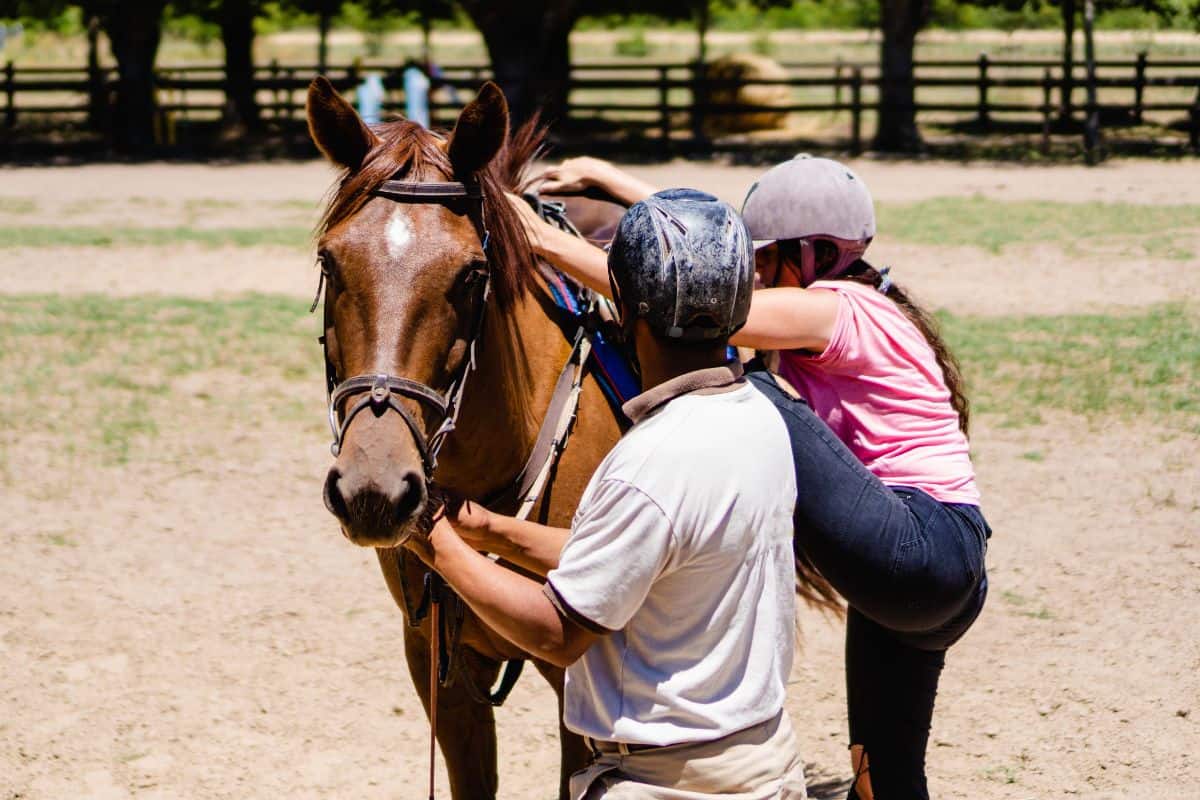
[412,189,806,798]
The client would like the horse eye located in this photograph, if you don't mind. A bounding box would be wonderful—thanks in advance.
[317,251,340,281]
[460,262,489,290]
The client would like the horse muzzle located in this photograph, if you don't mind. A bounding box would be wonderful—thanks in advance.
[323,462,427,548]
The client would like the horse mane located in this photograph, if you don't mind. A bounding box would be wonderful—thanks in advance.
[317,115,550,310]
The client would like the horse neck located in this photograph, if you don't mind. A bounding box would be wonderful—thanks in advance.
[433,277,565,500]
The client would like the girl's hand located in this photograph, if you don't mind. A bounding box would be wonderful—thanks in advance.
[538,157,615,196]
[504,192,553,255]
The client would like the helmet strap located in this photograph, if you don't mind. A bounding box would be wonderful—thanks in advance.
[809,237,869,284]
[797,239,819,287]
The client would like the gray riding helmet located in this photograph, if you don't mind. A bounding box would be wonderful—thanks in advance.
[607,188,753,341]
[741,154,876,285]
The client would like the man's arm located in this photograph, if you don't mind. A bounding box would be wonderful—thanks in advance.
[414,518,598,669]
[447,501,569,577]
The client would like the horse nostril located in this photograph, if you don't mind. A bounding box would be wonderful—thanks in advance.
[393,470,426,526]
[324,467,349,521]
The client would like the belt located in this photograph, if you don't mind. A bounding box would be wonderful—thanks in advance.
[584,736,661,756]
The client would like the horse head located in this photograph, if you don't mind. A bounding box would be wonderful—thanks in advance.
[307,77,533,548]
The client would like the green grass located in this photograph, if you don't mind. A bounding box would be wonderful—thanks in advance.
[943,304,1200,431]
[0,197,37,215]
[0,296,1194,468]
[0,293,320,465]
[0,225,312,249]
[880,198,1200,257]
[1000,590,1055,620]
[9,199,1195,258]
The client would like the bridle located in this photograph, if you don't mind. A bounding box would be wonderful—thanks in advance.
[311,178,493,479]
[311,176,494,800]
[311,179,597,800]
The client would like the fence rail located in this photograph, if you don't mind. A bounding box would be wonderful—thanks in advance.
[4,54,1200,157]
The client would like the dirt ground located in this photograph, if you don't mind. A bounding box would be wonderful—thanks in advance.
[1,158,1197,800]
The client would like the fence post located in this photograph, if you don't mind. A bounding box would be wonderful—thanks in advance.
[86,15,106,131]
[976,52,990,126]
[270,59,280,119]
[1190,84,1199,154]
[850,66,863,156]
[286,67,296,123]
[658,65,671,156]
[1133,50,1147,124]
[4,61,14,131]
[178,66,189,123]
[1041,67,1053,156]
[1082,0,1101,165]
[833,55,844,111]
[690,59,707,147]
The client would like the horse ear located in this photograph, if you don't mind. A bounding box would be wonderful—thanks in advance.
[448,81,509,178]
[306,76,378,170]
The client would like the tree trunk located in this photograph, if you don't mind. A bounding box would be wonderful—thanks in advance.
[100,0,166,153]
[458,0,579,127]
[873,0,928,152]
[220,0,260,132]
[1059,0,1076,122]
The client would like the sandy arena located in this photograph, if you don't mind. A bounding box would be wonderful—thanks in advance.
[1,158,1197,799]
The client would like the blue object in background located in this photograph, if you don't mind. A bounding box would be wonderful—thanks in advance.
[404,66,431,128]
[356,73,385,125]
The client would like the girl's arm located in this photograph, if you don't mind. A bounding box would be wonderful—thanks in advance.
[538,157,657,207]
[506,194,840,356]
[731,287,841,353]
[508,193,612,294]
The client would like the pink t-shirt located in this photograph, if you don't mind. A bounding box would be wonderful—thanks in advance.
[778,280,980,505]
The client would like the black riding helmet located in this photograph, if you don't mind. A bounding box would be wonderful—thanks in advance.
[607,188,754,342]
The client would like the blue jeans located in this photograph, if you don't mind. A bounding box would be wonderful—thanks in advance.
[745,366,989,800]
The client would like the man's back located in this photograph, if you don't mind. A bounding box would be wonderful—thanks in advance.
[546,374,798,746]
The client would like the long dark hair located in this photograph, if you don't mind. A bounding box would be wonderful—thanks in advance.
[841,259,971,435]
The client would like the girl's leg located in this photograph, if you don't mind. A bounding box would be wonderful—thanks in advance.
[746,368,980,635]
[845,607,945,800]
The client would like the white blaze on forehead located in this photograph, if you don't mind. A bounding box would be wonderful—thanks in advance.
[385,208,413,259]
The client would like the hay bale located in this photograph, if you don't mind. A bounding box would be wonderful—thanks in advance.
[700,53,792,136]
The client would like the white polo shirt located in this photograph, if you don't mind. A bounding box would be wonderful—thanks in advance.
[544,363,798,747]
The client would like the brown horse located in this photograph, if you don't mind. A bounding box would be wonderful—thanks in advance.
[306,77,624,799]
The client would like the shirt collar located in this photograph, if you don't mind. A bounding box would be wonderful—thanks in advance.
[621,361,745,425]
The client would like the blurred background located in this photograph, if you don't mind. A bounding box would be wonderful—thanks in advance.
[0,0,1199,160]
[1,2,1197,800]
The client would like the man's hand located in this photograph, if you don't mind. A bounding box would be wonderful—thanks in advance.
[444,498,494,551]
[401,509,599,669]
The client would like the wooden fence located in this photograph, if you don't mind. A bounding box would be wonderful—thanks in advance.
[5,55,1200,157]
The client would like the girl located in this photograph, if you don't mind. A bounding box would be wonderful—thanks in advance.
[502,155,990,800]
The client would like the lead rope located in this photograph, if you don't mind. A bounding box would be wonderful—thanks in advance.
[428,575,441,800]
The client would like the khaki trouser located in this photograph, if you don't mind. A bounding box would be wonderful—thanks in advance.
[570,711,808,799]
